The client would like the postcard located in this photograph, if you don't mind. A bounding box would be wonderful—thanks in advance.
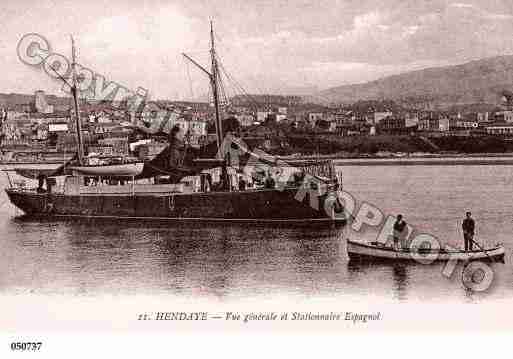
[1,0,513,356]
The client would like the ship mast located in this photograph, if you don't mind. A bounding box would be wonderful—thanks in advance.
[182,21,223,156]
[209,21,223,155]
[70,35,84,165]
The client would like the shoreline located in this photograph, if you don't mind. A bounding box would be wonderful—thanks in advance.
[333,158,513,166]
[278,153,513,166]
[5,154,513,169]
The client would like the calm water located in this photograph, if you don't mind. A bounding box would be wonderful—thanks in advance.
[1,164,513,302]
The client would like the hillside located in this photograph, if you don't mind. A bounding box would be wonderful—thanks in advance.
[317,55,513,108]
[0,93,70,108]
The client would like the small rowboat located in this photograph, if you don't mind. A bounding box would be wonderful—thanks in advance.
[346,239,505,263]
[68,162,144,177]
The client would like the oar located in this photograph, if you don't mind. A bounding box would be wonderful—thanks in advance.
[467,233,496,263]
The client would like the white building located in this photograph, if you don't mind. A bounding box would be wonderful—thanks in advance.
[257,111,272,123]
[455,120,478,129]
[477,112,489,122]
[235,114,255,127]
[374,111,393,124]
[495,111,513,123]
[485,123,513,135]
[48,123,69,132]
[418,117,450,132]
[276,114,287,122]
[405,113,419,128]
[439,118,450,131]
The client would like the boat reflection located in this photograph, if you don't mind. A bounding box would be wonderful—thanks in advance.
[7,216,346,297]
[392,264,409,300]
[346,260,411,300]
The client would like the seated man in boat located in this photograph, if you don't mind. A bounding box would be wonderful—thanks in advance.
[462,211,475,251]
[393,214,407,250]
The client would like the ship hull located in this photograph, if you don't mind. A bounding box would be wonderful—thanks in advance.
[5,187,346,226]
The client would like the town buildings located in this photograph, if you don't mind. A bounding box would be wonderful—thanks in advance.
[7,87,513,161]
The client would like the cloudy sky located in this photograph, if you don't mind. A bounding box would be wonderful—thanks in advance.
[1,0,513,100]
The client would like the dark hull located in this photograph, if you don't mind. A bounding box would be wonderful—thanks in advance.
[6,187,346,226]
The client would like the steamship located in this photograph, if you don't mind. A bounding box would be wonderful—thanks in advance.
[3,24,346,226]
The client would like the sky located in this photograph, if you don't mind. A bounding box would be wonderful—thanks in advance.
[1,0,513,100]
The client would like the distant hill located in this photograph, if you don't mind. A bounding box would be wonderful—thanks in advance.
[231,94,303,107]
[0,92,70,108]
[316,55,513,109]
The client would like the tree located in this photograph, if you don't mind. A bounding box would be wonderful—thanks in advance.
[222,117,241,134]
[264,117,276,127]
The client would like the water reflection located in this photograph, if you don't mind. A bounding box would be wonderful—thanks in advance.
[392,264,408,301]
[1,216,348,298]
[346,260,410,300]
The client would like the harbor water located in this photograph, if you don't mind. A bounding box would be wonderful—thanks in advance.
[1,163,513,303]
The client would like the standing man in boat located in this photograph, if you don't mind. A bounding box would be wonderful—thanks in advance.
[393,214,407,250]
[462,211,475,251]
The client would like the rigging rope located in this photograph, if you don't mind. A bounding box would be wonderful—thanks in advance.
[217,61,260,110]
[213,41,266,106]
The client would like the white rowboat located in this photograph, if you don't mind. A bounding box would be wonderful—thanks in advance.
[347,239,505,263]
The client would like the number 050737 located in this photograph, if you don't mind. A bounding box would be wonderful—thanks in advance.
[10,342,42,351]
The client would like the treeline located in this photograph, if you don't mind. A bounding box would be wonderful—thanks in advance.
[432,136,513,153]
[265,134,513,156]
